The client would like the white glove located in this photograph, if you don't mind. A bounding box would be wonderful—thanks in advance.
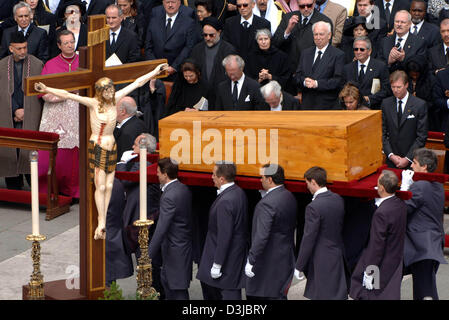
[120,150,138,163]
[245,259,255,278]
[294,269,305,280]
[363,272,374,290]
[400,169,414,191]
[210,263,222,279]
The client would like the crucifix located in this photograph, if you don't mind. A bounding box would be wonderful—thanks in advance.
[23,15,167,300]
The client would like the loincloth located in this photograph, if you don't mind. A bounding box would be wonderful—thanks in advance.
[88,141,117,181]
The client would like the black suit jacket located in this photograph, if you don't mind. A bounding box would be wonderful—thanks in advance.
[433,67,449,132]
[414,21,441,49]
[281,91,300,110]
[215,75,269,111]
[106,27,140,63]
[222,14,271,62]
[113,115,147,161]
[379,32,427,73]
[189,39,236,105]
[0,23,49,62]
[296,45,345,110]
[343,58,391,109]
[381,94,428,166]
[273,11,333,71]
[428,43,448,75]
[148,179,193,289]
[374,0,410,31]
[144,6,198,71]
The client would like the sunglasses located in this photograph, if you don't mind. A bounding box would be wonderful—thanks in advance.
[353,47,366,52]
[298,3,313,9]
[203,33,215,38]
[236,3,249,8]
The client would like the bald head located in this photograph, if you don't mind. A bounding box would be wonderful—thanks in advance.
[117,96,137,122]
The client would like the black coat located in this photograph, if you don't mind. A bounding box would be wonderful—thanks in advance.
[373,0,411,32]
[215,75,269,111]
[428,43,449,76]
[296,45,345,110]
[246,45,291,89]
[434,67,449,132]
[222,14,271,63]
[343,57,391,109]
[121,13,146,49]
[106,27,140,63]
[281,91,300,110]
[414,21,441,49]
[113,115,147,161]
[164,77,209,117]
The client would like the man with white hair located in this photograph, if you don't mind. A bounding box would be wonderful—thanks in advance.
[260,80,300,110]
[114,96,147,160]
[295,21,345,110]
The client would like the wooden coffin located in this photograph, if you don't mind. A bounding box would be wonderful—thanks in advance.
[158,110,383,182]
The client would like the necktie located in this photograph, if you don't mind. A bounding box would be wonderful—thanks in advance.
[242,21,249,29]
[446,47,449,64]
[312,50,322,72]
[396,37,403,50]
[397,100,403,123]
[166,17,172,34]
[232,81,238,103]
[302,17,308,27]
[385,2,391,26]
[111,32,116,47]
[359,64,365,82]
[412,25,418,35]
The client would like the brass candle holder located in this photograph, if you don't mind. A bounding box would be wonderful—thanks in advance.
[133,219,159,300]
[25,234,46,300]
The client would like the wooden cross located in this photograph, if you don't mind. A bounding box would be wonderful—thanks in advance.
[24,15,167,300]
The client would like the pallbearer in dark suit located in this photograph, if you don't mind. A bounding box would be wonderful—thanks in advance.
[350,170,407,300]
[260,80,300,110]
[400,149,448,300]
[294,166,348,300]
[245,164,297,300]
[382,70,428,169]
[343,36,390,110]
[196,162,249,300]
[149,157,193,300]
[295,21,345,110]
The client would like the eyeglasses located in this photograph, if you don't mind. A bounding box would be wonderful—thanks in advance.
[203,33,215,38]
[298,3,313,9]
[353,47,366,52]
[236,3,249,8]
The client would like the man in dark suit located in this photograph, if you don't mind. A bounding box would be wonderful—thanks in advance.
[295,21,345,109]
[222,0,270,63]
[144,0,198,79]
[343,36,390,109]
[105,5,140,64]
[433,66,449,132]
[260,80,300,110]
[294,166,347,300]
[428,18,449,76]
[105,133,160,287]
[215,54,268,110]
[350,170,407,300]
[148,157,193,300]
[382,70,428,168]
[114,96,147,161]
[400,148,447,300]
[272,0,331,69]
[378,10,427,73]
[189,17,236,106]
[196,162,249,300]
[0,2,49,62]
[410,0,440,49]
[374,0,410,32]
[245,164,297,300]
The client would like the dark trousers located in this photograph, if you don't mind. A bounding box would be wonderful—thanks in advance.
[410,259,440,300]
[160,269,189,300]
[200,282,241,300]
[5,174,30,190]
[247,294,287,300]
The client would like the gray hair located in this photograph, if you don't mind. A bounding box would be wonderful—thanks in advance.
[106,4,123,16]
[222,54,245,70]
[13,1,32,16]
[413,148,438,173]
[379,170,398,194]
[118,99,137,116]
[353,36,372,50]
[395,10,411,22]
[140,133,157,153]
[260,80,282,99]
[312,21,332,34]
[255,28,271,40]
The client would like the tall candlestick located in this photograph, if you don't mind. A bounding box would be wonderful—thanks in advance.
[30,151,39,236]
[139,138,147,221]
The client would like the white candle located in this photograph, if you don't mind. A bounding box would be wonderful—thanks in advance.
[30,151,39,236]
[139,138,147,221]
